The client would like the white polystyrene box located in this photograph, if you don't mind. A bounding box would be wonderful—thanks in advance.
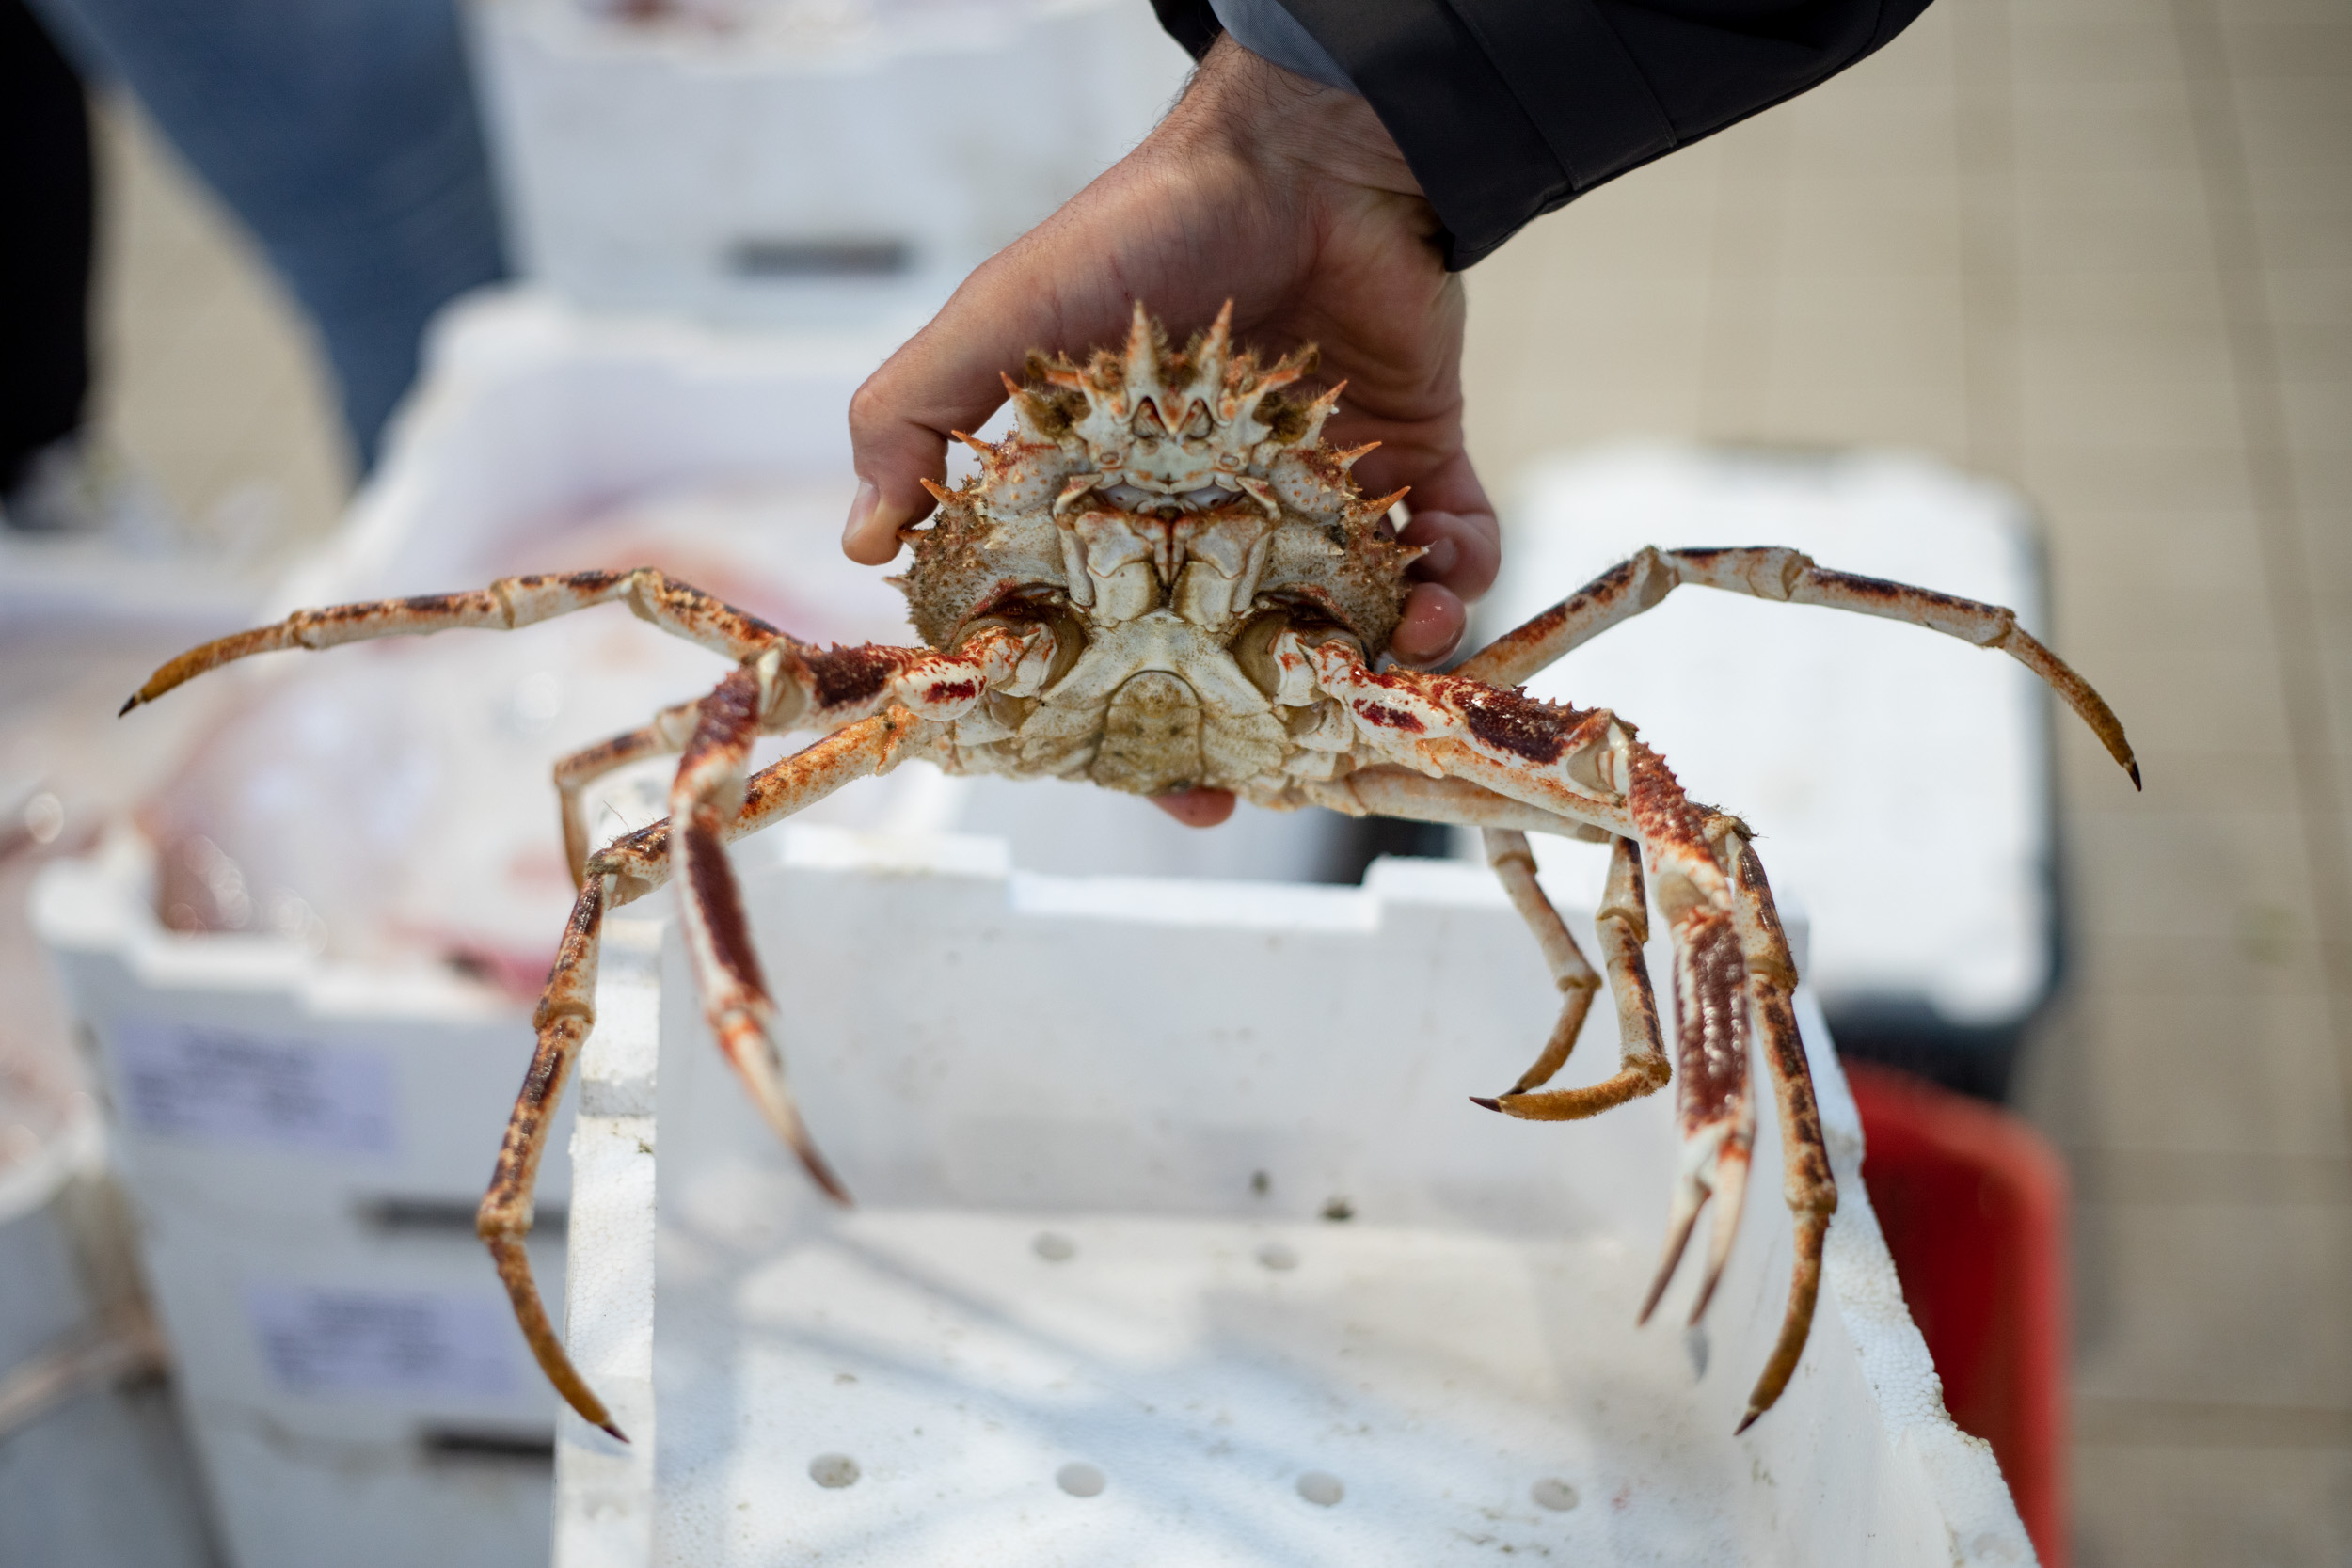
[1488,444,2055,1029]
[0,1109,218,1568]
[552,827,2038,1565]
[466,0,1194,329]
[292,288,894,606]
[32,832,575,1568]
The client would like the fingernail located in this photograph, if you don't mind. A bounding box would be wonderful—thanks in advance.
[1394,638,1459,670]
[842,479,880,550]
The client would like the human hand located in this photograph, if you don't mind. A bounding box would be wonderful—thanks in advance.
[845,35,1499,826]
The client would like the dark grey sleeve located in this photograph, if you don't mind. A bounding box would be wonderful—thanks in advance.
[1207,0,1354,91]
[1152,0,1935,269]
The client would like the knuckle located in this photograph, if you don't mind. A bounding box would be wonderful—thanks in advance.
[845,377,893,440]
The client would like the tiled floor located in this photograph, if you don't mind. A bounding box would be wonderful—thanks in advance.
[85,98,349,549]
[1463,0,2352,1560]
[66,0,2349,1561]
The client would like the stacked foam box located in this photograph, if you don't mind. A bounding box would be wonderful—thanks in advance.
[0,1108,218,1568]
[466,0,1193,330]
[34,836,576,1568]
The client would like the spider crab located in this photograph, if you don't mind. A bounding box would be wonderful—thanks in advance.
[123,303,2137,1441]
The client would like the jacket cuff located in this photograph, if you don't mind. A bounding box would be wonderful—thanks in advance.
[1280,0,1674,268]
[1209,0,1357,93]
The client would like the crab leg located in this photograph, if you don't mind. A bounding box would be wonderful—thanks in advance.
[668,658,855,1206]
[1611,740,1759,1350]
[1477,833,1672,1117]
[123,571,1055,758]
[1297,765,1609,840]
[1708,814,1835,1432]
[122,562,1049,878]
[120,568,792,712]
[553,698,702,884]
[1451,544,2139,787]
[1295,775,1674,1125]
[1317,771,1668,1108]
[552,626,1051,883]
[1478,830,1604,1097]
[1310,643,1830,1428]
[478,872,619,1437]
[477,704,927,1441]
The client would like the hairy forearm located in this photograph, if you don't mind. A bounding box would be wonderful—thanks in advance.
[1157,36,1421,203]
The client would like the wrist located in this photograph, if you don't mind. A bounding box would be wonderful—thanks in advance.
[1164,35,1421,202]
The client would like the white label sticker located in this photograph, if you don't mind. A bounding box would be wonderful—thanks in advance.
[112,1021,398,1156]
[246,1285,518,1400]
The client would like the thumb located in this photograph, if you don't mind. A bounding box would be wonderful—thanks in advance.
[842,320,986,566]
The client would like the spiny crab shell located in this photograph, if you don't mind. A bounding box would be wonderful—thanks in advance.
[898,302,1423,798]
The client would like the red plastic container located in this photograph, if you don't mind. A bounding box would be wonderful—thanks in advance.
[1844,1061,2069,1568]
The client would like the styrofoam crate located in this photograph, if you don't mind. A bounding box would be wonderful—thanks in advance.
[33,832,575,1568]
[1486,444,2056,1032]
[0,1108,218,1568]
[466,0,1193,329]
[551,827,2037,1565]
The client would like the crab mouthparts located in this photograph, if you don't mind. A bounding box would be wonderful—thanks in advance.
[1097,481,1243,516]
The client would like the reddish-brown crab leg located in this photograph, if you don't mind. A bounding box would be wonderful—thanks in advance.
[486,629,1025,1434]
[1476,833,1673,1118]
[1296,766,1610,841]
[1292,775,1672,1116]
[669,657,860,1205]
[1478,829,1605,1098]
[1613,741,1758,1349]
[119,568,792,713]
[1308,643,1827,1427]
[477,704,930,1441]
[553,697,702,885]
[121,558,1051,877]
[1708,814,1835,1432]
[479,871,619,1437]
[558,636,1057,884]
[1451,544,2139,787]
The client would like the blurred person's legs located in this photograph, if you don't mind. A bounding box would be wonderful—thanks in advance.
[0,0,94,526]
[30,0,508,468]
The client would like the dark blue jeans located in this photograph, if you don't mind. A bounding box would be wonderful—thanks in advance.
[33,0,508,468]
[2,0,93,493]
